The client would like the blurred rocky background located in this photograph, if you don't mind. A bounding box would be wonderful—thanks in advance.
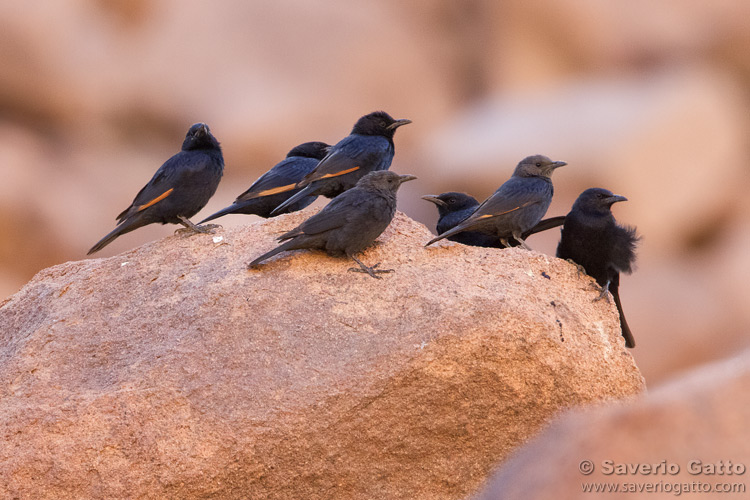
[1,0,749,387]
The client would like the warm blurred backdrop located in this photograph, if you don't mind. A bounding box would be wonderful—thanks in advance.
[1,0,749,385]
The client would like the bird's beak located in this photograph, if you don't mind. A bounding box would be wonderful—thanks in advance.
[387,119,412,131]
[196,123,209,136]
[551,160,567,169]
[607,194,628,204]
[421,194,446,207]
[398,174,417,184]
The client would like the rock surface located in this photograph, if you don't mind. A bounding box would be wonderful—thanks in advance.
[0,211,644,499]
[474,349,750,500]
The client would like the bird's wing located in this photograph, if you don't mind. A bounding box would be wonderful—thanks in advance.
[426,178,551,246]
[237,157,315,201]
[279,189,363,240]
[464,177,550,225]
[610,224,639,274]
[300,135,388,185]
[115,154,188,222]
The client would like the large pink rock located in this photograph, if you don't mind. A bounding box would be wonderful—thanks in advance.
[0,211,644,499]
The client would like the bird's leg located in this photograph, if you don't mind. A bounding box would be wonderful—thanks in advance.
[512,232,532,250]
[499,238,512,248]
[175,216,220,235]
[348,255,394,279]
[592,280,612,303]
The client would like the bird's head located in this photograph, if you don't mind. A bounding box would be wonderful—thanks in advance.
[513,155,566,179]
[421,192,479,217]
[357,170,417,193]
[351,111,412,139]
[182,123,221,151]
[287,141,331,160]
[573,187,628,215]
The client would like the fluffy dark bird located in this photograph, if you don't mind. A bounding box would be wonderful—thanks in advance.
[250,170,416,279]
[556,188,639,348]
[88,123,224,255]
[270,111,411,215]
[425,155,566,248]
[422,192,566,248]
[199,141,330,224]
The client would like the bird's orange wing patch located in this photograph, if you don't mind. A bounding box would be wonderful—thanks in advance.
[318,166,360,179]
[136,188,173,212]
[477,201,534,219]
[254,183,297,198]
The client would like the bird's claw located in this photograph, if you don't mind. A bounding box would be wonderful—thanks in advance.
[175,223,220,236]
[592,286,611,303]
[348,265,394,279]
[591,280,611,303]
[349,256,394,279]
[194,223,221,233]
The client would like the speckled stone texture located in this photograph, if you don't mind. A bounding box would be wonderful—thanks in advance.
[0,210,644,499]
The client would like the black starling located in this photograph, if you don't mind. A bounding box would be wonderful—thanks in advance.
[88,123,224,255]
[250,171,416,279]
[270,111,411,215]
[425,155,566,248]
[422,192,566,248]
[556,188,639,348]
[199,141,330,224]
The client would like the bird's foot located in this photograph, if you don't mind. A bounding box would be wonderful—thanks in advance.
[349,257,394,280]
[175,216,220,235]
[592,280,611,303]
[512,234,531,250]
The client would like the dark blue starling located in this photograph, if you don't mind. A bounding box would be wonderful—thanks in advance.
[88,123,224,255]
[269,111,411,215]
[422,192,565,248]
[425,155,566,248]
[250,171,416,279]
[556,188,639,348]
[199,141,330,224]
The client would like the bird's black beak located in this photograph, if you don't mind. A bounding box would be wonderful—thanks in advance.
[421,194,446,207]
[606,194,628,205]
[398,174,417,184]
[551,160,567,169]
[387,119,412,131]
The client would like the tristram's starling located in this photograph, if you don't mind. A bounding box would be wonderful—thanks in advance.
[88,123,224,255]
[425,155,566,249]
[270,111,411,215]
[199,141,330,224]
[250,171,416,279]
[556,188,639,348]
[422,192,566,248]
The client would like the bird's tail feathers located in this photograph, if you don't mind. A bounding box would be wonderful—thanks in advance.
[524,216,566,238]
[269,185,313,216]
[611,287,635,348]
[426,216,483,246]
[198,204,239,225]
[248,239,296,268]
[87,215,145,255]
